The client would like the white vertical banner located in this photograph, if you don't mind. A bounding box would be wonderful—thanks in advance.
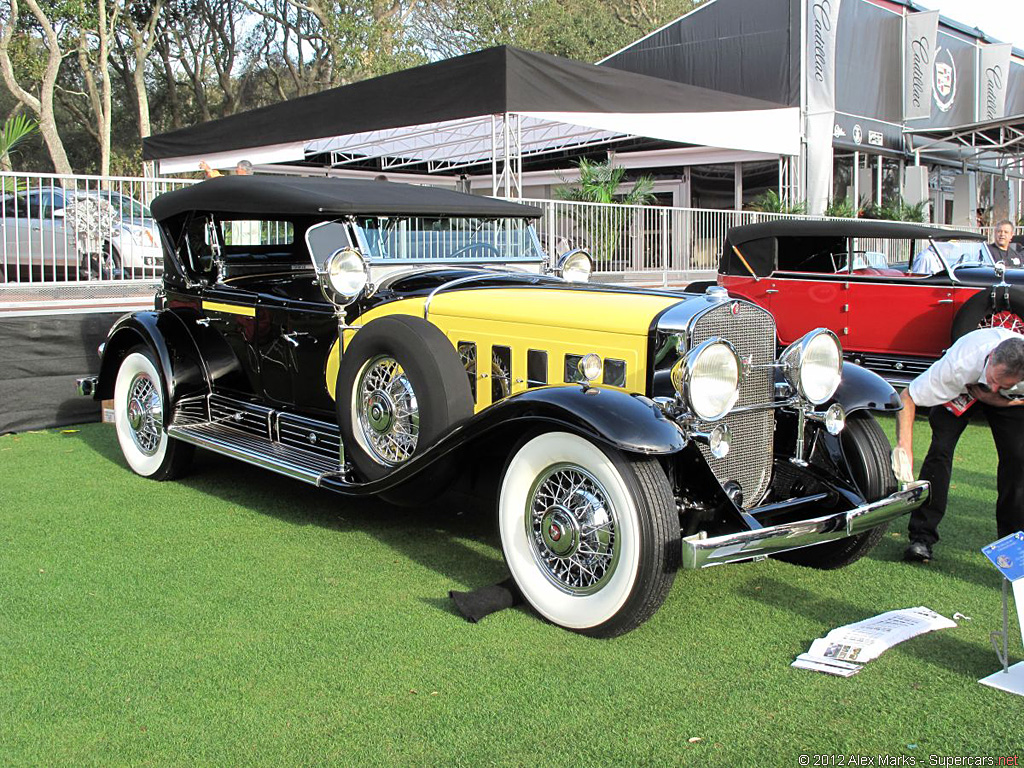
[978,43,1012,122]
[805,0,842,215]
[904,10,939,121]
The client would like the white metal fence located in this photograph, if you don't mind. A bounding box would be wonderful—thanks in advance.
[0,172,993,298]
[0,171,196,292]
[519,198,991,284]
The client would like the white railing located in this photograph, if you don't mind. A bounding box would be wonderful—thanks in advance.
[0,171,196,289]
[0,171,992,297]
[518,198,989,283]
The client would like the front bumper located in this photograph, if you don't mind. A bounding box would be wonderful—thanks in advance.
[681,480,929,569]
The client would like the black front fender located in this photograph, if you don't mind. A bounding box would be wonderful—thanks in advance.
[831,362,901,414]
[320,385,687,498]
[475,385,689,455]
[96,311,209,417]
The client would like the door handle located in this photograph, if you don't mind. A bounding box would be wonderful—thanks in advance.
[765,289,779,294]
[936,299,954,304]
[282,331,313,347]
[196,317,211,327]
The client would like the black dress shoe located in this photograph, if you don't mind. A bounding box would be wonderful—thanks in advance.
[904,541,933,562]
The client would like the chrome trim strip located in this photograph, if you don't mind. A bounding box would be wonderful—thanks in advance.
[680,481,929,569]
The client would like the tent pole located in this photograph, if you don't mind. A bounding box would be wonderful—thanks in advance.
[491,115,498,197]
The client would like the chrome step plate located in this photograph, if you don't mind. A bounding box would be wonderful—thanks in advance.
[168,420,345,486]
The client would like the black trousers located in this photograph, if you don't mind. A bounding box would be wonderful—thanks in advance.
[908,403,1024,545]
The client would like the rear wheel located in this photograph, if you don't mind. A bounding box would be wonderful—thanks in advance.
[774,413,895,569]
[113,347,194,480]
[499,431,679,637]
[952,284,1024,341]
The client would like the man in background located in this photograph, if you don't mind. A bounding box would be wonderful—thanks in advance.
[894,329,1024,563]
[988,220,1021,267]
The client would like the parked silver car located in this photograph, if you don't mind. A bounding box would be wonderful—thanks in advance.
[0,185,162,281]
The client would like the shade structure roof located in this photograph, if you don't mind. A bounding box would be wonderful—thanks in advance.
[149,176,544,221]
[905,114,1024,170]
[143,46,800,175]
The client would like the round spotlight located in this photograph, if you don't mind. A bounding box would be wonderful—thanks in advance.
[557,249,593,283]
[319,247,368,305]
[824,403,846,435]
[577,353,603,383]
[708,423,731,459]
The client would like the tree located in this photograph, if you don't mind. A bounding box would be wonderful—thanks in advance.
[0,0,73,173]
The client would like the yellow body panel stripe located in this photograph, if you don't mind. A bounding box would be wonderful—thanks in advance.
[202,300,256,317]
[324,289,682,408]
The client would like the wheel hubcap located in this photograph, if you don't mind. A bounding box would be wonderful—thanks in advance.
[125,372,162,456]
[355,356,419,465]
[526,464,618,595]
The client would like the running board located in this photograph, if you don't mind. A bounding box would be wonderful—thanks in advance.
[167,422,347,487]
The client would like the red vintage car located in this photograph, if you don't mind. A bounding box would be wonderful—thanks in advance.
[704,220,1024,384]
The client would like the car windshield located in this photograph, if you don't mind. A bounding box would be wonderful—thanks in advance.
[351,216,545,263]
[911,239,992,274]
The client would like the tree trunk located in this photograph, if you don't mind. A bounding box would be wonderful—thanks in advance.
[0,0,72,173]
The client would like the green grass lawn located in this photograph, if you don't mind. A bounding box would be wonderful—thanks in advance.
[0,416,1019,766]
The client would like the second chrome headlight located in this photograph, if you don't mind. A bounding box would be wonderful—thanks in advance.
[780,328,842,405]
[671,337,742,421]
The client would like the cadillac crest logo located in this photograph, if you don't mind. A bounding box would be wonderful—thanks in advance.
[933,47,957,113]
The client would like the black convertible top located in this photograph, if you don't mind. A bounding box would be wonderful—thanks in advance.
[727,219,983,247]
[150,175,543,221]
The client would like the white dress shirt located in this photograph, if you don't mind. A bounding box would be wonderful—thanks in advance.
[908,327,1022,407]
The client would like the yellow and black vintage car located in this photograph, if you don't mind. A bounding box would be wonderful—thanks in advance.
[79,176,928,637]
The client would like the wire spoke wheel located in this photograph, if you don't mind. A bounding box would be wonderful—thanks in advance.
[527,464,619,595]
[499,431,679,637]
[125,372,163,456]
[354,355,420,465]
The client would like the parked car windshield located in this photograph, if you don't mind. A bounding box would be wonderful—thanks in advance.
[911,239,992,274]
[351,216,545,263]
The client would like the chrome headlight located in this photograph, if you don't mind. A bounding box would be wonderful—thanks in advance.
[318,247,368,305]
[671,337,741,421]
[556,249,592,283]
[780,329,842,405]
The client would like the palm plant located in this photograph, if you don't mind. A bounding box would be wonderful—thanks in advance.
[554,158,655,262]
[824,197,857,218]
[748,189,807,215]
[0,114,38,194]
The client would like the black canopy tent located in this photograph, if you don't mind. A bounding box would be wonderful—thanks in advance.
[143,46,799,194]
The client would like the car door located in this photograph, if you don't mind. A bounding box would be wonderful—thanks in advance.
[844,275,955,358]
[259,292,338,415]
[199,283,264,396]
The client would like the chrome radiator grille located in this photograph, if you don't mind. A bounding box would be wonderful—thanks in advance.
[691,301,776,508]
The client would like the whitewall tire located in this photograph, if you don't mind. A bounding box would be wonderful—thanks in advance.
[499,432,679,638]
[113,347,193,480]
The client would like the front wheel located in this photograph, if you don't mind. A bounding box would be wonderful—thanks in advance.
[774,413,895,570]
[113,347,194,480]
[499,432,679,638]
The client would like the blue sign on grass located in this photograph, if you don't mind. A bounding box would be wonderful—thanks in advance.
[982,532,1024,582]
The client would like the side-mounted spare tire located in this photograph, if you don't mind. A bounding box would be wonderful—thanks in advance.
[951,284,1024,342]
[336,314,474,483]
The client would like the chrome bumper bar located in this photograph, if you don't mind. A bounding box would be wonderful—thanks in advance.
[681,480,929,569]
